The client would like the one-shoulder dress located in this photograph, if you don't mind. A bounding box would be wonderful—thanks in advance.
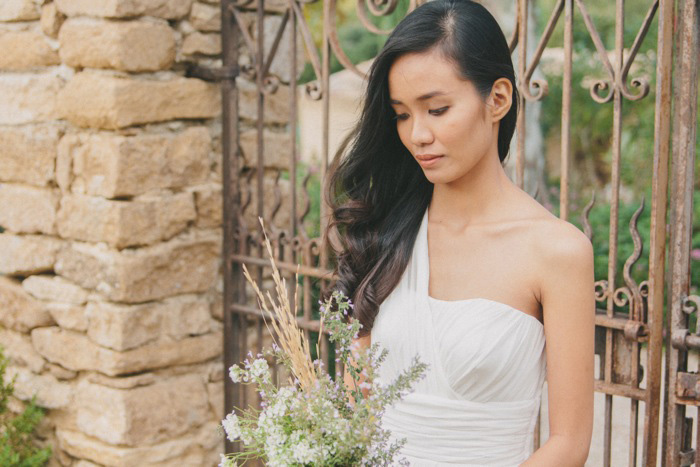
[372,207,547,466]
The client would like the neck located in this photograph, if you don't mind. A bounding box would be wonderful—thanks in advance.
[428,148,516,231]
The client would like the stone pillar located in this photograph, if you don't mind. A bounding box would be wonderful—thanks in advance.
[0,0,238,465]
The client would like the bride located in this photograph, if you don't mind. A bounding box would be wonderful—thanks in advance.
[326,0,594,465]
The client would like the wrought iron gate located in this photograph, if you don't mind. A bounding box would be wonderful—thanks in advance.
[206,0,699,464]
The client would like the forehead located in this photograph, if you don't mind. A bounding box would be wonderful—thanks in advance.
[388,49,465,101]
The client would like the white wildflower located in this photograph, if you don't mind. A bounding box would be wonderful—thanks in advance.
[291,438,316,464]
[228,365,244,383]
[250,358,269,380]
[218,454,237,467]
[222,413,241,442]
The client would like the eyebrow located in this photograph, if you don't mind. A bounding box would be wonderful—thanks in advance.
[389,91,447,105]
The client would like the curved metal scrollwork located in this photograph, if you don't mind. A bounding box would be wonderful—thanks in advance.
[621,197,646,320]
[595,279,609,302]
[581,191,596,241]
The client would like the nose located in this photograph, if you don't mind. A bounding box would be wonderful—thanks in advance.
[410,116,434,147]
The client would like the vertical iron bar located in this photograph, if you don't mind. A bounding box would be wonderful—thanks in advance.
[642,0,675,464]
[290,4,298,239]
[221,0,241,456]
[560,0,573,221]
[320,0,331,270]
[603,1,626,464]
[666,0,699,464]
[254,0,266,414]
[629,342,640,466]
[516,0,527,189]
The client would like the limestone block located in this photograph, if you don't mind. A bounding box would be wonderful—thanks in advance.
[22,275,89,304]
[0,0,39,21]
[56,193,196,249]
[8,366,73,409]
[41,3,65,38]
[192,184,222,228]
[55,233,220,303]
[46,303,88,332]
[79,293,216,351]
[0,73,61,125]
[31,326,222,376]
[181,32,221,56]
[0,234,62,275]
[162,295,212,339]
[240,175,292,231]
[74,375,210,445]
[240,128,292,170]
[0,328,46,373]
[87,371,156,390]
[0,276,54,333]
[0,125,59,186]
[57,72,220,129]
[207,381,223,420]
[190,3,220,32]
[47,362,78,380]
[57,422,220,466]
[86,301,159,351]
[238,78,290,124]
[54,0,193,19]
[0,184,58,234]
[65,127,210,198]
[56,133,77,193]
[59,18,176,72]
[0,31,60,71]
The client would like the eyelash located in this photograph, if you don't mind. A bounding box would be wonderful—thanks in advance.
[393,106,449,121]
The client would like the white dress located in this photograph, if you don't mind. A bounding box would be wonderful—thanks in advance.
[372,207,547,466]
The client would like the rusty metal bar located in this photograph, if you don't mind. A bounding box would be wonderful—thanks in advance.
[230,253,334,279]
[560,0,572,221]
[515,0,527,189]
[665,0,699,464]
[231,303,324,333]
[319,0,331,270]
[595,380,647,400]
[641,0,673,453]
[220,0,242,456]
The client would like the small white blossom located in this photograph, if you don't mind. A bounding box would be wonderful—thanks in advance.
[228,365,243,383]
[218,454,237,467]
[222,413,241,442]
[250,358,269,380]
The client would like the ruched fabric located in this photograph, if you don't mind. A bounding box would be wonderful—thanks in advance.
[372,207,547,466]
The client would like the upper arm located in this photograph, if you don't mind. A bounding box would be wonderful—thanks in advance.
[539,223,595,458]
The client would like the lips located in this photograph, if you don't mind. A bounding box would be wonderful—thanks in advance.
[415,154,443,161]
[415,154,443,168]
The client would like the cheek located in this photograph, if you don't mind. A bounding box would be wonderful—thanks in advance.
[396,122,412,152]
[440,108,488,146]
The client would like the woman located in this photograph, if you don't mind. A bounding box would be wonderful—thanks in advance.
[326,1,594,465]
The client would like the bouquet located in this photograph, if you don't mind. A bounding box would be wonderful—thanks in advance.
[219,221,428,466]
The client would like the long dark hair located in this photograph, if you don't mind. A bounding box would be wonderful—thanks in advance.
[325,0,519,337]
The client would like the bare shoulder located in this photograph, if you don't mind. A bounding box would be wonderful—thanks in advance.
[529,216,595,303]
[533,216,593,263]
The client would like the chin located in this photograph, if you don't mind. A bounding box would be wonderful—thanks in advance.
[422,170,453,185]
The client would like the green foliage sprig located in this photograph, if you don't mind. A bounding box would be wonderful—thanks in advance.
[0,346,51,467]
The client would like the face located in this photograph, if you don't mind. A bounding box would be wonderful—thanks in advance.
[388,48,508,184]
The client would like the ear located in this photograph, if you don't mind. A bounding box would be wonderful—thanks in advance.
[487,77,513,122]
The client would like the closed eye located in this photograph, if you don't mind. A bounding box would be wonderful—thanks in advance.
[393,113,409,121]
[429,106,449,116]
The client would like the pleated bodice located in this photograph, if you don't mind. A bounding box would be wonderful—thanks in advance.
[372,207,547,466]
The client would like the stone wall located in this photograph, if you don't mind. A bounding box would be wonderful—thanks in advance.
[0,0,295,465]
